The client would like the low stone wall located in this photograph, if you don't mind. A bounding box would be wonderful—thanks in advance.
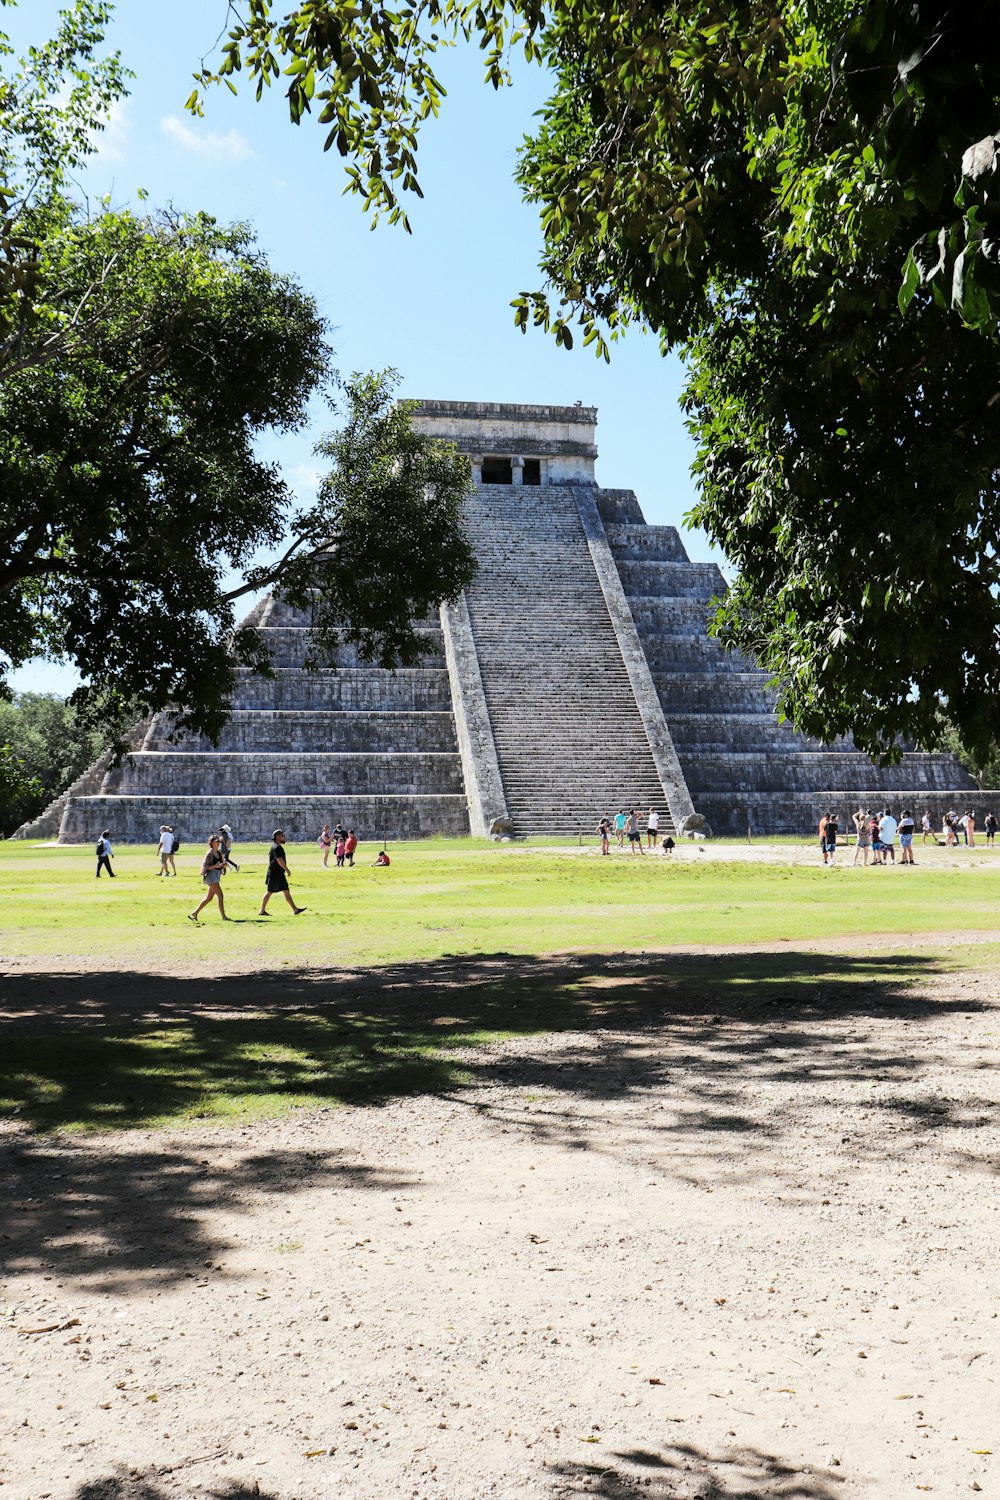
[703,790,994,838]
[614,559,725,598]
[686,751,976,796]
[229,669,454,713]
[58,793,471,845]
[146,711,459,755]
[604,523,688,562]
[100,751,465,798]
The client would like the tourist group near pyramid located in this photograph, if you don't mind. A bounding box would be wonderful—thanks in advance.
[19,401,986,844]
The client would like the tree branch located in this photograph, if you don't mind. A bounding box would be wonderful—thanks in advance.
[219,531,332,605]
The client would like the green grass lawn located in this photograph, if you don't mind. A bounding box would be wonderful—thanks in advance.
[3,836,1000,969]
[2,838,998,1134]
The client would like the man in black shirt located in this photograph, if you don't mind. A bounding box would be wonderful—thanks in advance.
[258,830,306,917]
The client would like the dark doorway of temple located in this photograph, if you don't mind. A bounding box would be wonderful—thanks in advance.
[482,456,512,484]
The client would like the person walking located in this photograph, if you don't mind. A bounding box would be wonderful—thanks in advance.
[596,815,611,855]
[626,809,644,854]
[95,830,115,879]
[921,811,933,845]
[318,824,333,867]
[218,824,239,872]
[646,807,660,849]
[344,829,358,866]
[898,809,916,865]
[156,825,177,876]
[259,831,306,916]
[189,835,229,921]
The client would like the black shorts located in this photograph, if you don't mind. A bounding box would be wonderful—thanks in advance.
[629,831,641,842]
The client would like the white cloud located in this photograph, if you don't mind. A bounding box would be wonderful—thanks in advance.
[160,114,256,162]
[290,463,324,498]
[92,97,131,165]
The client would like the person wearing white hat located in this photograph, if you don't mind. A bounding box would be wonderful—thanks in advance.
[218,824,238,872]
[157,825,177,876]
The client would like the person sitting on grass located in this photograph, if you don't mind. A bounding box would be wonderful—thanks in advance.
[661,835,675,856]
[258,830,306,917]
[373,849,391,866]
[189,836,228,922]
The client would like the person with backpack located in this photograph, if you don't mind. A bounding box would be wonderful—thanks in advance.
[95,830,115,879]
[156,826,177,877]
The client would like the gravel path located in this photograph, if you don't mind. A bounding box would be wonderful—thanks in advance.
[2,955,1000,1499]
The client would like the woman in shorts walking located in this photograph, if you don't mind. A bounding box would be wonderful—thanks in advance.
[189,835,228,921]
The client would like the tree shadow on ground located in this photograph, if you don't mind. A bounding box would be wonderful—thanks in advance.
[73,1476,278,1500]
[0,948,986,1133]
[1,948,994,1286]
[550,1439,844,1497]
[1,1137,410,1289]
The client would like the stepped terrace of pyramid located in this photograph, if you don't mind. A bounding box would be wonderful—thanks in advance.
[22,400,981,843]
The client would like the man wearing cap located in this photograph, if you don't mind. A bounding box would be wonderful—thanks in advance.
[157,825,177,876]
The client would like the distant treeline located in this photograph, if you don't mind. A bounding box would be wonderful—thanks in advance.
[0,694,104,837]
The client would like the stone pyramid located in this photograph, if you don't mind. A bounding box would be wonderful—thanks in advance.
[21,400,981,843]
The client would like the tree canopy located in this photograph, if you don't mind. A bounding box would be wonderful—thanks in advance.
[200,1,1000,762]
[2,1,476,747]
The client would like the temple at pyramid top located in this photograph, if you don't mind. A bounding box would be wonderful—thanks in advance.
[411,399,598,486]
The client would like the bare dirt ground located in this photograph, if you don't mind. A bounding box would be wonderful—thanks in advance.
[2,948,1000,1500]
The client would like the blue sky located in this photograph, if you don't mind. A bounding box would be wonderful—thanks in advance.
[10,0,718,694]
